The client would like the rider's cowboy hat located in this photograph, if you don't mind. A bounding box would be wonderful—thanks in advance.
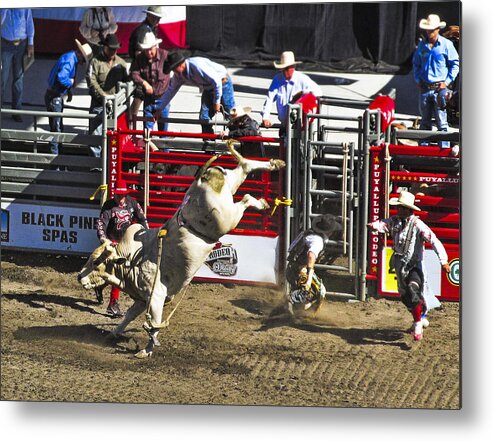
[311,214,342,236]
[274,51,302,69]
[163,51,187,74]
[139,32,162,50]
[389,190,421,211]
[114,179,130,195]
[75,39,93,64]
[143,6,164,18]
[419,14,446,30]
[230,106,252,119]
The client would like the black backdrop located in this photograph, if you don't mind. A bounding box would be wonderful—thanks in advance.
[186,1,461,73]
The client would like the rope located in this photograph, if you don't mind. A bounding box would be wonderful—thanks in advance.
[341,143,349,255]
[89,184,108,203]
[144,127,151,215]
[270,196,293,216]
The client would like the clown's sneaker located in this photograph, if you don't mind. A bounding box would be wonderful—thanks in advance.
[421,316,430,328]
[412,320,424,341]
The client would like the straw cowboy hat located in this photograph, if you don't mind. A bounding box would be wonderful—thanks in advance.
[139,32,162,50]
[311,214,342,236]
[163,51,188,74]
[114,179,129,195]
[274,51,302,69]
[419,14,446,30]
[75,39,93,64]
[143,6,165,18]
[389,191,421,211]
[230,106,252,119]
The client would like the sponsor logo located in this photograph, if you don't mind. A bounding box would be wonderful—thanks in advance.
[205,242,238,277]
[447,258,460,286]
[1,209,10,242]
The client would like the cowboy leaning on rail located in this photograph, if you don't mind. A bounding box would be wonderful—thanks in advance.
[367,191,451,342]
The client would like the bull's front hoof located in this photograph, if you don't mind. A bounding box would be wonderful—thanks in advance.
[134,349,153,359]
[270,159,286,170]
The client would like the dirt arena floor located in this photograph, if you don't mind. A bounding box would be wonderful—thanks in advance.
[1,251,460,409]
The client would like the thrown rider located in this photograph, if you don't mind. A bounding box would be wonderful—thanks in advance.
[286,214,341,310]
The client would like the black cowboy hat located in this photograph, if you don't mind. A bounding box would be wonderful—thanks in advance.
[311,214,342,236]
[101,33,121,49]
[163,51,187,74]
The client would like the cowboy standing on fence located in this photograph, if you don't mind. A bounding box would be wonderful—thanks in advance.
[412,14,459,149]
[95,179,149,317]
[367,191,451,341]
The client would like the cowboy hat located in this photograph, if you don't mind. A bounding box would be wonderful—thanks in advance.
[419,14,446,30]
[230,106,252,119]
[274,51,302,69]
[143,5,164,18]
[114,179,129,195]
[163,51,187,74]
[311,214,342,236]
[75,39,93,63]
[101,33,121,49]
[139,32,162,50]
[389,191,421,211]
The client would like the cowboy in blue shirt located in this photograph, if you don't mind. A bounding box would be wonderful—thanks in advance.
[1,8,35,121]
[158,52,236,134]
[412,14,459,149]
[44,40,92,156]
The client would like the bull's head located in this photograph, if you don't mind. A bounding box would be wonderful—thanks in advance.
[77,240,127,289]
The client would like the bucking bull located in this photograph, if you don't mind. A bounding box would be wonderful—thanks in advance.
[78,141,285,358]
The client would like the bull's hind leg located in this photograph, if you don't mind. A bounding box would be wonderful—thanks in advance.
[225,142,286,194]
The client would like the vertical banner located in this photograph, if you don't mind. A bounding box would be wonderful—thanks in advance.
[108,132,120,198]
[367,149,384,278]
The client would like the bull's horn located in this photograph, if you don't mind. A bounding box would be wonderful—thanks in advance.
[196,155,219,180]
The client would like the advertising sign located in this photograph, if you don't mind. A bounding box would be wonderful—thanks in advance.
[1,201,101,254]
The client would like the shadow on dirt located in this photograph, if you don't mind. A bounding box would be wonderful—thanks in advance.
[3,291,105,317]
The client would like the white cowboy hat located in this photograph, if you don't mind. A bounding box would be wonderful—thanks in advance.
[139,32,162,50]
[273,51,302,69]
[389,191,421,211]
[75,39,93,64]
[143,6,164,18]
[419,14,446,30]
[230,106,252,119]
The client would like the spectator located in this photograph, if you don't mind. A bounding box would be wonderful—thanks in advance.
[261,51,322,136]
[95,179,149,317]
[412,14,459,149]
[367,191,451,341]
[1,8,35,122]
[286,214,341,310]
[127,5,164,123]
[86,34,129,157]
[159,51,236,134]
[130,32,170,132]
[44,39,92,156]
[79,7,118,55]
[223,106,264,157]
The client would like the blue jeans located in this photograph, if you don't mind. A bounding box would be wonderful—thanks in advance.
[200,76,236,134]
[1,39,27,109]
[143,96,170,132]
[44,90,64,155]
[419,89,450,148]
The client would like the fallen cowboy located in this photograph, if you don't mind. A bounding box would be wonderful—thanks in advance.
[78,140,285,358]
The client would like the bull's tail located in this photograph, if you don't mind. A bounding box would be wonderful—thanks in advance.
[226,139,243,163]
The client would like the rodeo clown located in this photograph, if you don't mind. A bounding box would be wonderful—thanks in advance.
[367,191,451,341]
[286,214,341,310]
[95,179,149,317]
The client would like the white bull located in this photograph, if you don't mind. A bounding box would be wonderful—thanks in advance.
[78,142,285,358]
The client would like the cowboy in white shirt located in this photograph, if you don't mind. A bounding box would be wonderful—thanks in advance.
[261,51,322,133]
[367,191,451,342]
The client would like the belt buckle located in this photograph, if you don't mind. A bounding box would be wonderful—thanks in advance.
[12,39,21,46]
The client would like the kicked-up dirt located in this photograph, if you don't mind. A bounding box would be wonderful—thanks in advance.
[1,251,460,408]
